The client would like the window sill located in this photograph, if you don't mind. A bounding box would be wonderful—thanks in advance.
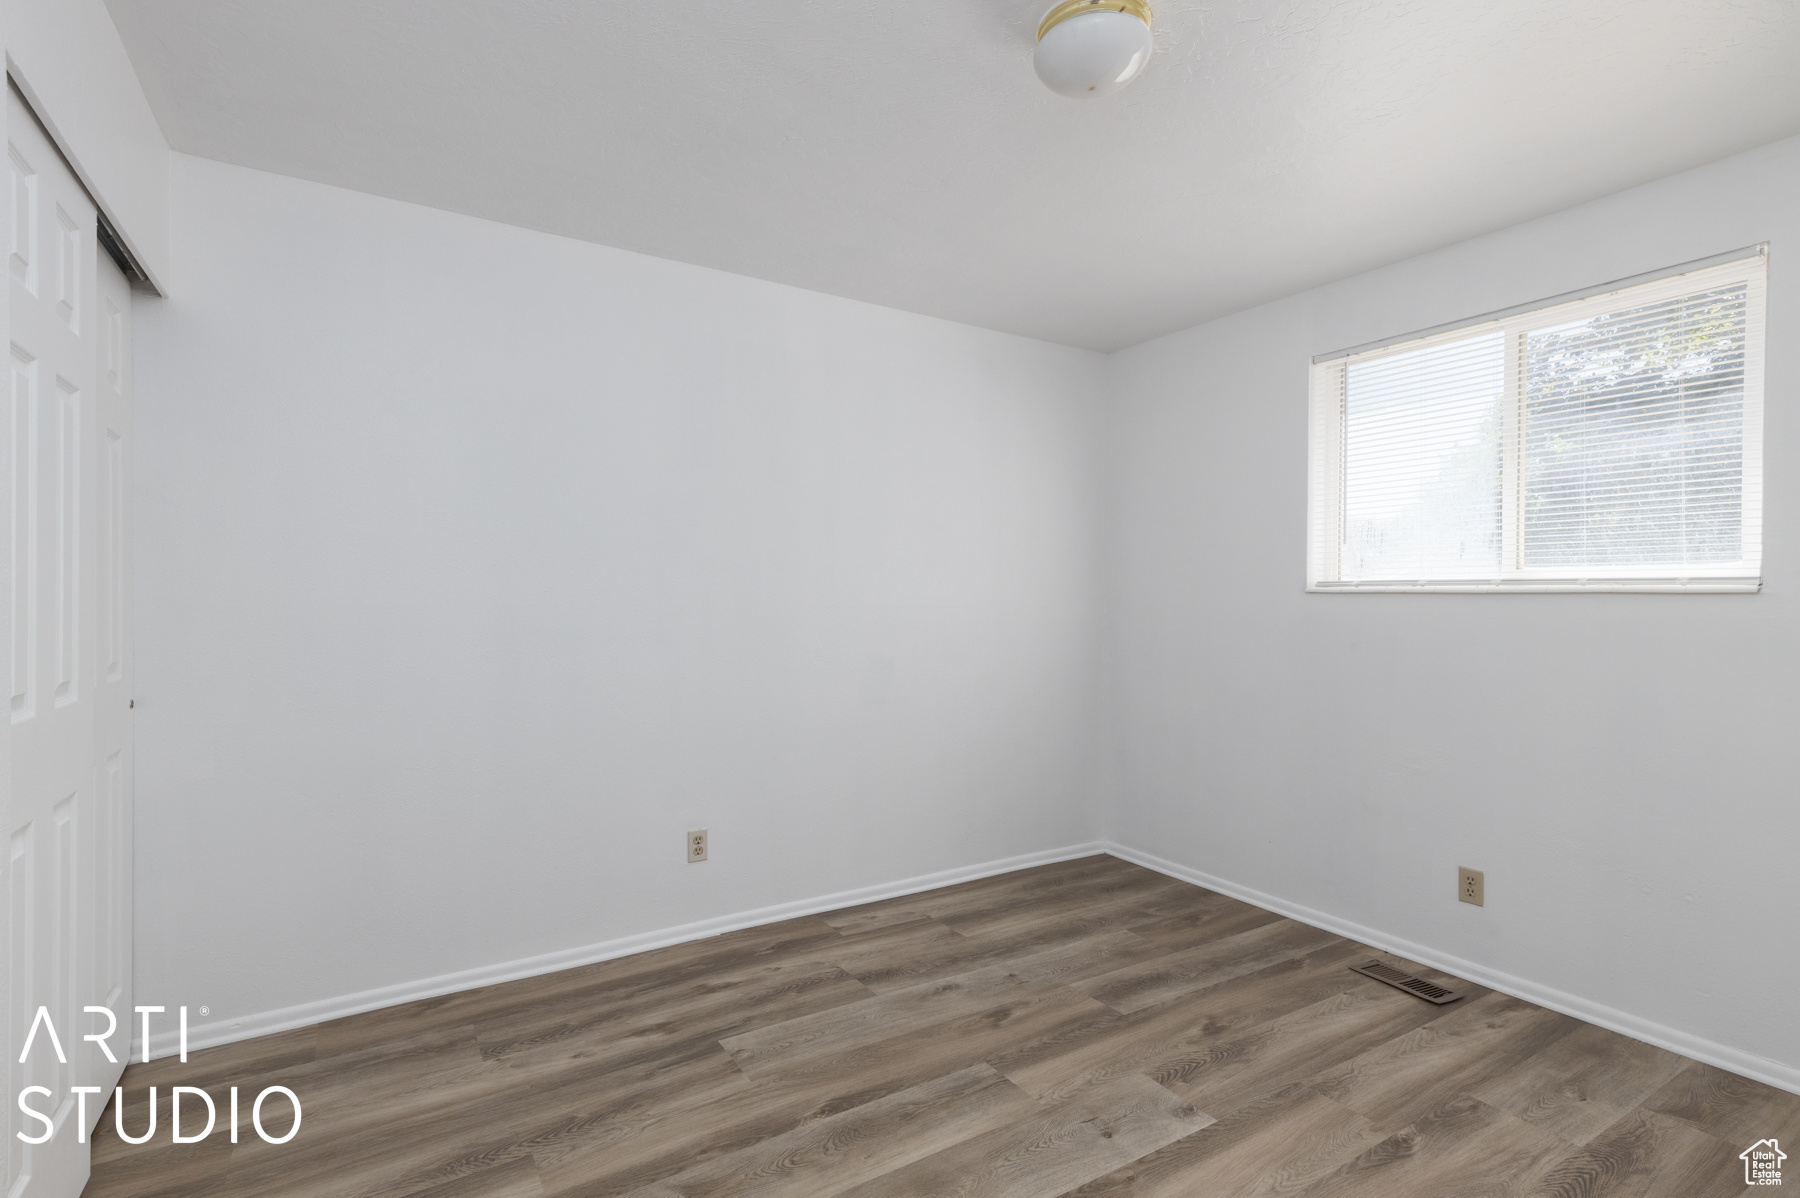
[1308,578,1761,594]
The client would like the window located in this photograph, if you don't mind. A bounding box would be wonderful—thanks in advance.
[1308,250,1766,592]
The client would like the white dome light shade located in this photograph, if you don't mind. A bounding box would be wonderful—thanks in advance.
[1034,1,1154,99]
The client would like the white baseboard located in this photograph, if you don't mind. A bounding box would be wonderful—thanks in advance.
[151,837,1797,1098]
[142,842,1107,1061]
[1105,840,1800,1098]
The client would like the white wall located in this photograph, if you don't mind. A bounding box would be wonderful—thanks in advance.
[135,132,1800,1088]
[133,155,1105,1043]
[1104,133,1800,1088]
[5,0,170,290]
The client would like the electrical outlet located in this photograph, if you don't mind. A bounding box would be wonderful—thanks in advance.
[1458,866,1484,906]
[687,829,708,863]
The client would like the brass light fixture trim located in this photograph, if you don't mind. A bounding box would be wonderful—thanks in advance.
[1037,0,1154,42]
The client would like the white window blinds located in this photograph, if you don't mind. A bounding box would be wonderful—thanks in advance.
[1308,251,1765,592]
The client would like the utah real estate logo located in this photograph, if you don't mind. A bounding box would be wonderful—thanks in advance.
[1742,1138,1785,1187]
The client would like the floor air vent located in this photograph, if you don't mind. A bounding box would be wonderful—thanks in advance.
[1350,960,1462,1004]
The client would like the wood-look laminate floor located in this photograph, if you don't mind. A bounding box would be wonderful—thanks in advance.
[85,856,1798,1198]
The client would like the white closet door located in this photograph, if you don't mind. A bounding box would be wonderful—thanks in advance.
[4,81,105,1198]
[86,243,132,1113]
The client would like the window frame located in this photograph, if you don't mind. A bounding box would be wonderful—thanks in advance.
[1307,249,1767,594]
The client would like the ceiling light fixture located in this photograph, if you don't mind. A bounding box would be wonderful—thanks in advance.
[1033,0,1154,99]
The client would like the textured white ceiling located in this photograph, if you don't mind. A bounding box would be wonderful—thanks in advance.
[108,0,1800,350]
